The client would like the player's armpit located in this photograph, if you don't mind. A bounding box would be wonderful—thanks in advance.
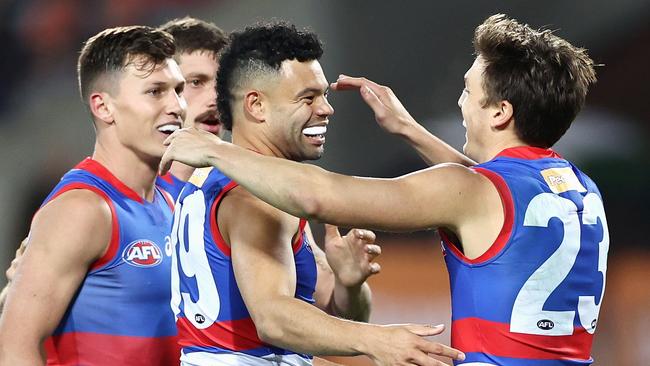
[0,189,112,365]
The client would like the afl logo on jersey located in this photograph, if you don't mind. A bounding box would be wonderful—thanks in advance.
[537,319,555,331]
[122,240,163,267]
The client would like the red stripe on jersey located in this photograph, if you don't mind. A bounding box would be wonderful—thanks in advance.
[292,219,307,254]
[177,316,264,351]
[451,317,592,361]
[440,168,514,264]
[45,332,180,366]
[209,181,239,257]
[495,146,562,160]
[159,187,175,212]
[76,158,144,203]
[158,172,175,184]
[43,183,120,271]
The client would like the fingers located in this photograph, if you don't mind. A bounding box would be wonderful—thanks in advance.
[324,224,342,241]
[365,244,381,256]
[404,324,445,337]
[368,262,381,274]
[19,237,28,252]
[162,128,181,146]
[159,149,174,175]
[408,352,448,366]
[352,228,376,243]
[331,74,382,91]
[418,341,466,362]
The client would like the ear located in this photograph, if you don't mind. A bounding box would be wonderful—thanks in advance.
[489,99,514,130]
[243,90,266,123]
[89,92,115,126]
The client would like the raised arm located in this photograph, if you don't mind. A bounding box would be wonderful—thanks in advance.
[220,187,464,365]
[0,191,111,365]
[332,75,475,167]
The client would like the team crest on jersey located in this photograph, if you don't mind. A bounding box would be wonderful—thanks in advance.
[122,240,163,267]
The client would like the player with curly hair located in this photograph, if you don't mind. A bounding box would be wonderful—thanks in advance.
[163,14,606,365]
[167,22,464,366]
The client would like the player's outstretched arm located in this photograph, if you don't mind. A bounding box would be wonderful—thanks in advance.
[310,224,379,322]
[162,128,483,232]
[331,75,475,167]
[0,191,111,365]
[0,238,27,313]
[222,188,464,365]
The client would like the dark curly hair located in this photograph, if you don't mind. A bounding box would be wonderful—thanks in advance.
[474,14,597,148]
[159,16,227,59]
[78,26,175,104]
[216,22,323,130]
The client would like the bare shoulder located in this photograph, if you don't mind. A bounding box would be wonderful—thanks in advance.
[218,186,300,247]
[401,162,492,194]
[221,186,299,228]
[29,189,112,262]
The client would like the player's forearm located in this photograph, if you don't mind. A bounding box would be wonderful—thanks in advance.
[0,328,46,365]
[252,296,375,356]
[398,122,475,166]
[330,281,371,322]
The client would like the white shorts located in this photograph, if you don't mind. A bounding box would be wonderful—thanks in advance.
[180,350,312,366]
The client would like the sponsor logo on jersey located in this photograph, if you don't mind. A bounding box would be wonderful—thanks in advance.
[122,240,163,267]
[188,167,213,188]
[541,167,587,194]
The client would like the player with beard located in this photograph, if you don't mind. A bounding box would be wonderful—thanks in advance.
[156,17,228,199]
[157,18,398,366]
[166,22,463,366]
[162,14,606,366]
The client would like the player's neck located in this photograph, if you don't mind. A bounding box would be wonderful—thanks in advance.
[92,142,159,202]
[478,135,527,163]
[231,129,286,159]
[168,161,195,181]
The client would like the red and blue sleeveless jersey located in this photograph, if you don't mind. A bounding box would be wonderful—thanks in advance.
[157,172,185,201]
[442,146,609,365]
[42,158,180,366]
[170,167,317,364]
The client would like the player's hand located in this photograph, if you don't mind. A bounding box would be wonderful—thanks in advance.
[6,238,28,283]
[330,74,418,136]
[366,324,465,366]
[324,225,380,288]
[160,127,224,174]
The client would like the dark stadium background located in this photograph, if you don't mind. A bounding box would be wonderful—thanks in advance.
[0,0,648,364]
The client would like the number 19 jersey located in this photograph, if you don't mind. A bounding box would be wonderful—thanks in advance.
[442,146,609,365]
[170,167,317,365]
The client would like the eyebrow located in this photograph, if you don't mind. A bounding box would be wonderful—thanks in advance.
[146,80,185,88]
[185,72,211,80]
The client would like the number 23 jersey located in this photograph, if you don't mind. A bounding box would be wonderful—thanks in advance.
[442,146,609,365]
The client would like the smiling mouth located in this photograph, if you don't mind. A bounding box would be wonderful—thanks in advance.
[302,125,327,142]
[157,124,180,135]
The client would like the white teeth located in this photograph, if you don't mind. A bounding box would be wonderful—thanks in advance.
[302,126,327,136]
[158,124,180,133]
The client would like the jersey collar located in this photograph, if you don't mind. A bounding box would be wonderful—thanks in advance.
[495,146,562,160]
